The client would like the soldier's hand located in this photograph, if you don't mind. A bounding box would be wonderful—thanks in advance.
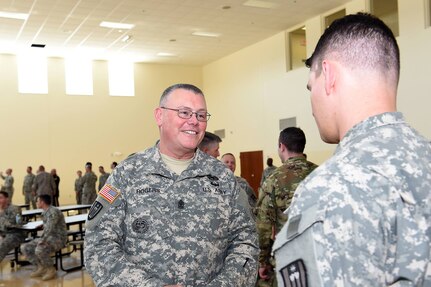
[259,266,270,279]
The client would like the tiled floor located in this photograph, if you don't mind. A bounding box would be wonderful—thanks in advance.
[0,254,95,287]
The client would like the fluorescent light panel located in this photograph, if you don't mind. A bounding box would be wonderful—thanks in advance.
[157,52,176,57]
[242,0,278,9]
[100,21,134,30]
[0,11,29,20]
[192,31,220,38]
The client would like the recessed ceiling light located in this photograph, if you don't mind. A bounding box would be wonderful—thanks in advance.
[192,31,220,38]
[0,11,29,20]
[100,21,135,30]
[242,0,278,9]
[157,52,176,57]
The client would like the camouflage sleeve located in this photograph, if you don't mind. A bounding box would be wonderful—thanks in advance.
[84,177,164,287]
[0,207,18,231]
[256,180,275,266]
[206,185,259,287]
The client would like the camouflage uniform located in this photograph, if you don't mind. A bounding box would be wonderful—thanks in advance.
[98,172,110,191]
[260,166,277,187]
[0,174,14,201]
[85,146,258,287]
[273,113,431,286]
[23,173,36,209]
[74,177,83,204]
[256,157,317,287]
[23,205,67,268]
[0,204,26,262]
[33,172,56,197]
[80,171,97,204]
[236,176,257,221]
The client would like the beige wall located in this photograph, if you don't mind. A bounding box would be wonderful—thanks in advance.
[203,0,431,176]
[0,54,202,204]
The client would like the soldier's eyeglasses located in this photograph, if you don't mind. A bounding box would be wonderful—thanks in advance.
[160,107,211,122]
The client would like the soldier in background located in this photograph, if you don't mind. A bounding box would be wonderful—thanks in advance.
[256,127,317,287]
[74,170,83,204]
[0,169,14,201]
[80,162,97,205]
[0,191,26,263]
[23,194,67,281]
[84,83,258,286]
[198,131,222,158]
[273,13,431,286]
[221,153,258,221]
[32,165,56,204]
[23,166,36,209]
[50,169,60,206]
[98,166,110,191]
[259,158,277,187]
[110,161,118,171]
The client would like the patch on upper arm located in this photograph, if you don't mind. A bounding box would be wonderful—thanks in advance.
[279,259,308,287]
[86,186,122,230]
[98,184,120,204]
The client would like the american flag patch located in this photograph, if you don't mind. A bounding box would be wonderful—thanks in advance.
[98,184,120,204]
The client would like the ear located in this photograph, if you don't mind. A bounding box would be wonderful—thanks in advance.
[322,60,336,95]
[154,107,163,126]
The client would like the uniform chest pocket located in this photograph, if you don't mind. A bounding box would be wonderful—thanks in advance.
[126,207,172,241]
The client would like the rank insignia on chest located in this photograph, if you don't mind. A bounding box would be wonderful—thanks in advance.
[98,184,120,204]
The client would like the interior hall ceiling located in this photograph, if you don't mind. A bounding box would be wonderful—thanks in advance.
[0,0,351,65]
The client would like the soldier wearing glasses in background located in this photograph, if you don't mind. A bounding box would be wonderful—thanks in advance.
[84,83,258,287]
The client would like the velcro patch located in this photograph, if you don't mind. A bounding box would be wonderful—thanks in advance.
[98,184,120,204]
[88,201,103,221]
[280,259,308,287]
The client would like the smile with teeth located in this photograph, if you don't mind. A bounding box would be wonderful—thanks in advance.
[184,130,198,135]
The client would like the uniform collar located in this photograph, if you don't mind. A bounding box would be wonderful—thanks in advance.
[336,112,404,152]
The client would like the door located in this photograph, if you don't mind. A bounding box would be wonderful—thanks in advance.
[239,150,263,197]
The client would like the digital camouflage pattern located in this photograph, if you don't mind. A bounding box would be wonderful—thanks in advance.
[23,173,36,208]
[0,174,14,200]
[85,146,258,287]
[236,176,257,220]
[98,173,110,191]
[80,171,97,204]
[256,157,317,286]
[23,205,67,267]
[33,172,55,197]
[0,204,26,262]
[273,112,431,286]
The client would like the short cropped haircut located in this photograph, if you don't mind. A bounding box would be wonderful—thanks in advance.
[279,127,306,153]
[305,13,400,85]
[199,131,222,150]
[159,84,204,106]
[266,158,273,166]
[0,191,9,198]
[38,194,52,205]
